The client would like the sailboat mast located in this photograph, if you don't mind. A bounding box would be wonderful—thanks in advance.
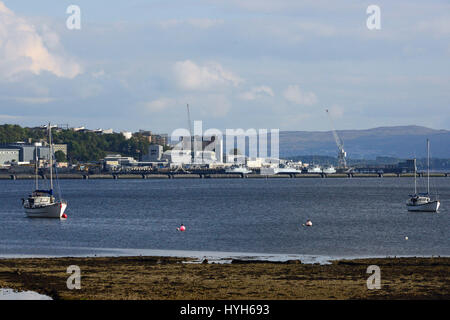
[427,138,430,195]
[48,123,53,191]
[35,144,38,190]
[414,158,417,195]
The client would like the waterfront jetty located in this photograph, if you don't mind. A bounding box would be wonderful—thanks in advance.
[1,172,449,180]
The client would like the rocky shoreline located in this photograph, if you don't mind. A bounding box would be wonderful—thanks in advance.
[0,256,449,300]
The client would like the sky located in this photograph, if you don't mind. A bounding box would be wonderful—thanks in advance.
[0,0,449,134]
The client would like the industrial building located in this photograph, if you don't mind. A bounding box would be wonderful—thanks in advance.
[177,135,224,165]
[0,149,20,166]
[121,131,133,140]
[103,154,138,171]
[52,144,68,155]
[161,150,191,166]
[137,130,169,146]
[93,128,114,134]
[141,144,163,162]
[150,134,168,146]
[0,143,68,165]
[0,143,36,163]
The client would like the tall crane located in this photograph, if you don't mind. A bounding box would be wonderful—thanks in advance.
[325,109,347,169]
[186,104,193,138]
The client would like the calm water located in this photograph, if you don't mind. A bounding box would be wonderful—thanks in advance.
[0,178,449,260]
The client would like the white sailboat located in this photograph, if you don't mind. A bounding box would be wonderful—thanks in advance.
[406,139,440,212]
[23,123,68,218]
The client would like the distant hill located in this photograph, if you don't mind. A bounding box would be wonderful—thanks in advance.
[279,125,450,159]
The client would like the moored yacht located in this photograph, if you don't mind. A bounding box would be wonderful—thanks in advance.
[24,190,68,218]
[23,123,67,218]
[406,193,440,212]
[406,140,440,212]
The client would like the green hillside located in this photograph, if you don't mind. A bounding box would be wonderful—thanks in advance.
[0,124,150,162]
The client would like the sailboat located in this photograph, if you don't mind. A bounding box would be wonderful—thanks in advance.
[406,139,440,212]
[23,123,68,218]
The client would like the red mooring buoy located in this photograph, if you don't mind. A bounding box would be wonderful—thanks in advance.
[62,213,67,219]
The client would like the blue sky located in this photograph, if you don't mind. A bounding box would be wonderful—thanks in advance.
[0,0,449,133]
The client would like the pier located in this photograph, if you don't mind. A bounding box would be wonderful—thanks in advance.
[1,172,449,180]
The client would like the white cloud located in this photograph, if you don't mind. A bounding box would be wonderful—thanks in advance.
[0,1,82,80]
[239,86,274,100]
[173,60,243,90]
[141,94,232,118]
[283,85,317,106]
[143,97,177,112]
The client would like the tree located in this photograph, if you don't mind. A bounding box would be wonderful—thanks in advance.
[55,151,67,163]
[0,124,151,163]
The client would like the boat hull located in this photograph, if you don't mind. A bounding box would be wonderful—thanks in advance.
[406,200,440,212]
[25,202,67,218]
[225,169,252,174]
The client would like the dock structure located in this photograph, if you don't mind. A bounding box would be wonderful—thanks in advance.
[1,172,449,180]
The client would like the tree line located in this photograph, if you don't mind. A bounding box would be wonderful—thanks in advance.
[0,124,150,163]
